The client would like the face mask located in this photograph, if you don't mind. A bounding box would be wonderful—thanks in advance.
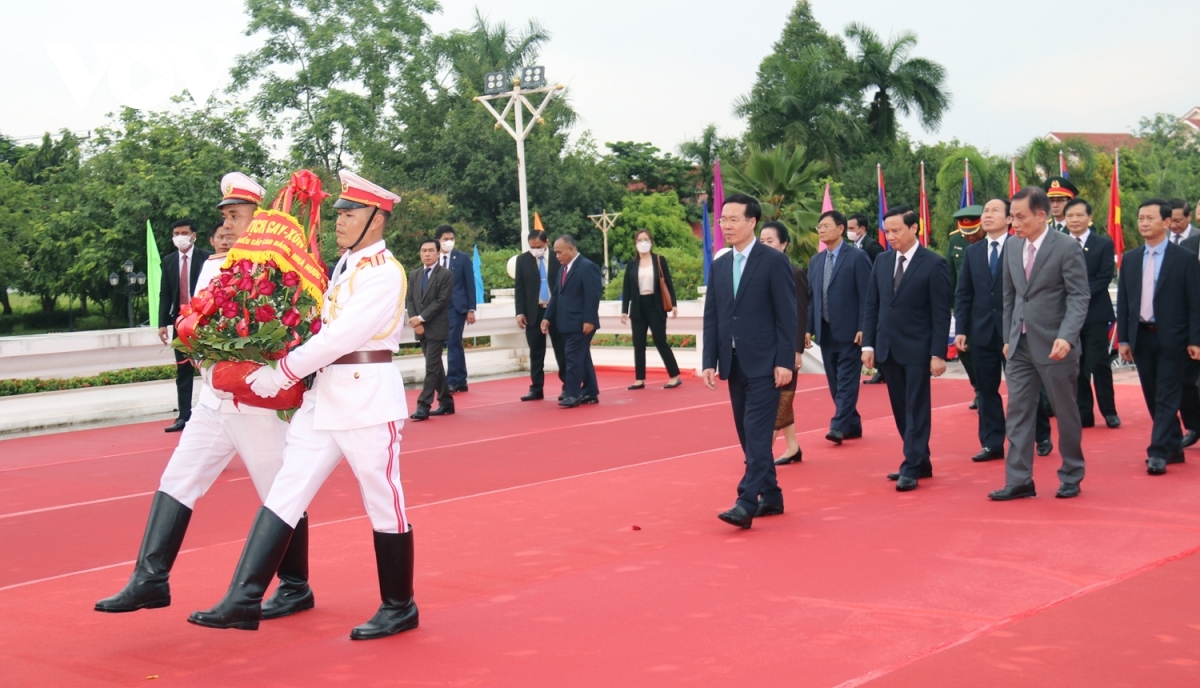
[441,240,455,252]
[846,230,860,242]
[530,247,545,258]
[636,241,652,254]
[172,235,193,251]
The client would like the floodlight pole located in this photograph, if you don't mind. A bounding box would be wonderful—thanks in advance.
[587,210,621,285]
[475,79,563,252]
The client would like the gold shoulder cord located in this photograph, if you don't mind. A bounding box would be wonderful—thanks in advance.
[341,256,407,340]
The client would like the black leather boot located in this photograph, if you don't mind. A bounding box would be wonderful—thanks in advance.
[261,513,315,620]
[188,507,293,631]
[95,491,191,612]
[350,527,419,640]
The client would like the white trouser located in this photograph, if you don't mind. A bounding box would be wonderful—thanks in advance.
[157,404,289,509]
[264,402,407,533]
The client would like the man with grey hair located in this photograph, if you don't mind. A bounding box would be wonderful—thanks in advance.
[542,234,602,407]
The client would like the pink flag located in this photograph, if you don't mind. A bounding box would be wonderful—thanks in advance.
[712,159,725,252]
[821,183,833,213]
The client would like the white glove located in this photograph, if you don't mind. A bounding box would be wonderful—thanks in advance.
[247,364,294,398]
[200,365,234,401]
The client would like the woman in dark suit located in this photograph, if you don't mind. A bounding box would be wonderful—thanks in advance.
[760,221,810,464]
[620,229,682,389]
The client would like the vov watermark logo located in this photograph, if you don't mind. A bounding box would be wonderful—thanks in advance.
[44,43,238,110]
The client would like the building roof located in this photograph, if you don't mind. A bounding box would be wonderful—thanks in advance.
[1044,132,1141,153]
[1183,106,1200,131]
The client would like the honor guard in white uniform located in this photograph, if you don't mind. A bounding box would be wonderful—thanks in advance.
[95,173,315,620]
[189,171,415,640]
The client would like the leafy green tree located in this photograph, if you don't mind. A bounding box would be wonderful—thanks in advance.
[605,141,691,195]
[0,165,38,314]
[610,191,700,265]
[844,23,951,145]
[724,144,827,266]
[933,147,1007,248]
[677,124,740,200]
[9,132,82,313]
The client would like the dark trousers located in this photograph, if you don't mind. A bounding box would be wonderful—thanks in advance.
[1133,327,1188,460]
[562,330,598,399]
[819,328,863,434]
[446,310,468,387]
[1077,321,1117,420]
[632,295,680,379]
[959,347,978,396]
[416,338,451,410]
[172,328,193,421]
[728,353,782,513]
[1177,362,1200,432]
[880,357,933,479]
[525,305,564,393]
[972,337,1007,450]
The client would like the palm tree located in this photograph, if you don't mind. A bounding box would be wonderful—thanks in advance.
[678,124,739,199]
[844,23,951,144]
[725,144,827,265]
[437,9,550,98]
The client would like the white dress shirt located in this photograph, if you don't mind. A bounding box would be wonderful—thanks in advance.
[863,242,920,353]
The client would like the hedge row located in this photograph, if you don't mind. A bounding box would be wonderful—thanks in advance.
[0,365,195,397]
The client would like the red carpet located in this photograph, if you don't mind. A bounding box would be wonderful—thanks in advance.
[2,371,1199,686]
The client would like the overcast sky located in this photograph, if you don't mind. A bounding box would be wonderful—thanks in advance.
[4,0,1199,158]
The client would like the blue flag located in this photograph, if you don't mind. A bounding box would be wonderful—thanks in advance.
[702,202,713,285]
[472,245,485,304]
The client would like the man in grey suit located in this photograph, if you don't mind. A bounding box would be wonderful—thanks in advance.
[990,187,1090,501]
[406,238,454,420]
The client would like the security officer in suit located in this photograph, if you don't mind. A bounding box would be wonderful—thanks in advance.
[514,229,565,400]
[542,234,602,407]
[97,173,314,621]
[407,238,454,419]
[434,224,477,392]
[1063,198,1119,428]
[947,205,985,409]
[847,213,885,262]
[1174,225,1200,449]
[191,170,417,640]
[1043,177,1079,233]
[158,220,212,432]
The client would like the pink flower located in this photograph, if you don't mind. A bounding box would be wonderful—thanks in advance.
[281,308,301,328]
[239,259,254,274]
[282,271,301,287]
[220,303,239,319]
[254,304,277,323]
[310,319,322,334]
[256,279,276,296]
[237,277,254,291]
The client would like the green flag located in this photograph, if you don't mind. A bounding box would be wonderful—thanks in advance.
[146,220,162,328]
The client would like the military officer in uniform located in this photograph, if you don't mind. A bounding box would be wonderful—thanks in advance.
[95,173,315,621]
[189,171,417,641]
[1044,176,1079,233]
[947,205,985,409]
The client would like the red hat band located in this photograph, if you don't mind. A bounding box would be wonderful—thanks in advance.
[223,186,263,204]
[340,187,395,212]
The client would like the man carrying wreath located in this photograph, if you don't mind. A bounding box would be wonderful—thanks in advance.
[189,170,417,640]
[95,173,316,621]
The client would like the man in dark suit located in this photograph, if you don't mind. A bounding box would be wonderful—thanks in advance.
[847,213,884,262]
[1063,199,1120,428]
[542,235,601,408]
[703,194,798,529]
[807,210,873,444]
[514,230,565,401]
[1117,198,1200,475]
[862,207,952,492]
[158,219,211,432]
[407,238,454,420]
[1172,229,1200,449]
[434,225,477,392]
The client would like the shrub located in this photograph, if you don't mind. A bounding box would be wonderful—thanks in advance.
[0,365,197,397]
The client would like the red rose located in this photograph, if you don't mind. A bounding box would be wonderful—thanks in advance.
[310,318,322,334]
[237,277,254,291]
[239,259,254,274]
[218,272,236,287]
[281,308,302,328]
[221,303,238,319]
[267,259,279,270]
[213,290,229,306]
[256,279,276,296]
[254,304,277,323]
[236,317,250,337]
[282,271,300,287]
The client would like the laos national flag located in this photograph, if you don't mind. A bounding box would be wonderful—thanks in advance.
[960,158,974,209]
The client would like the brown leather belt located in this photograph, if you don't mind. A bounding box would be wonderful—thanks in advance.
[332,350,393,365]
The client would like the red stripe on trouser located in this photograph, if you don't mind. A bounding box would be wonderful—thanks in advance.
[385,421,406,532]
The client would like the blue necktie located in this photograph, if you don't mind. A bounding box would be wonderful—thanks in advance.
[422,267,430,294]
[733,252,745,297]
[538,256,549,303]
[989,241,999,278]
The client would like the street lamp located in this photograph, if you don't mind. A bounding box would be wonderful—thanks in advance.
[110,260,147,329]
[474,67,564,252]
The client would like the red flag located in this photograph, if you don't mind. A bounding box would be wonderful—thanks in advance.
[918,161,931,247]
[877,163,889,250]
[1009,157,1020,200]
[1108,150,1124,266]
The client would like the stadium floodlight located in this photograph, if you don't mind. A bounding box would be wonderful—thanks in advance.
[519,66,546,89]
[483,71,509,96]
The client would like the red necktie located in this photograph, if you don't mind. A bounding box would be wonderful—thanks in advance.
[179,253,189,307]
[560,266,567,287]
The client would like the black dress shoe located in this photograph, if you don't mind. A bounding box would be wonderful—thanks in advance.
[1104,415,1121,428]
[825,430,844,445]
[988,483,1037,500]
[969,397,978,410]
[1036,439,1053,456]
[627,382,645,390]
[971,447,1005,462]
[895,476,918,491]
[774,449,802,465]
[429,404,455,416]
[520,392,544,401]
[409,408,430,421]
[1166,452,1186,465]
[864,371,885,384]
[887,468,933,481]
[559,396,582,408]
[843,428,863,440]
[663,379,683,389]
[1147,457,1167,475]
[1055,482,1080,498]
[1183,430,1199,448]
[755,500,784,517]
[580,395,599,405]
[717,505,753,529]
[450,384,468,393]
[1080,416,1095,428]
[164,418,187,433]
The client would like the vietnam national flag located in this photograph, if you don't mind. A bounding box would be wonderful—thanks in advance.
[1108,150,1124,266]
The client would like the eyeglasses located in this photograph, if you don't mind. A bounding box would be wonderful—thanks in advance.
[718,217,746,227]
